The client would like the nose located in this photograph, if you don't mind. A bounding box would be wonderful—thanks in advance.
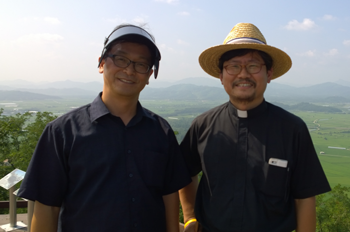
[123,62,136,75]
[237,64,250,78]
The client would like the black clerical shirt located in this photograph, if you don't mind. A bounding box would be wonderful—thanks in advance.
[181,100,330,232]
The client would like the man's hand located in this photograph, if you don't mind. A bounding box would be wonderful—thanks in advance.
[180,175,199,232]
[183,218,199,232]
[163,192,180,232]
[295,196,316,232]
[31,201,60,232]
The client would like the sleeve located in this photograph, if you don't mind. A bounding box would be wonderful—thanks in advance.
[17,123,68,207]
[180,120,202,177]
[290,121,331,199]
[161,126,192,195]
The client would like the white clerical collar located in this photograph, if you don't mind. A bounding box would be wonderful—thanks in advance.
[237,109,248,118]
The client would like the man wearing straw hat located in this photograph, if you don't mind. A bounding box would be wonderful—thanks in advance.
[179,23,330,232]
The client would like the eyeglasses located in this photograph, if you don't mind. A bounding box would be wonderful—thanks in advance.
[106,54,151,74]
[224,63,266,75]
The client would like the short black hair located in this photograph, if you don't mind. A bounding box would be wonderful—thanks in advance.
[218,49,273,72]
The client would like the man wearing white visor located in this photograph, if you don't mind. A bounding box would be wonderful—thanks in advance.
[179,23,330,232]
[18,24,191,232]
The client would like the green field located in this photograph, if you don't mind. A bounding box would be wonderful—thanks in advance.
[292,111,350,187]
[2,99,350,187]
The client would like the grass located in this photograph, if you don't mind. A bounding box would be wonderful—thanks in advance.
[293,111,350,187]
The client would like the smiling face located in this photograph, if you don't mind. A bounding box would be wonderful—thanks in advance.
[99,42,153,101]
[219,51,273,110]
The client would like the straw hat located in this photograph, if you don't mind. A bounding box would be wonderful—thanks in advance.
[199,23,292,79]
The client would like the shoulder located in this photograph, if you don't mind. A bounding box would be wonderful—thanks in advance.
[142,107,174,134]
[194,102,229,122]
[192,102,228,126]
[267,102,305,125]
[47,103,92,129]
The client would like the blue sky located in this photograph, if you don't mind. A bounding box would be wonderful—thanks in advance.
[1,0,350,86]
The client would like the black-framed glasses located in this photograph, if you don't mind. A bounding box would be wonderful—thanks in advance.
[224,63,266,75]
[106,54,151,74]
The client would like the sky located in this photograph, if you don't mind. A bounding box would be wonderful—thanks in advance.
[1,0,350,87]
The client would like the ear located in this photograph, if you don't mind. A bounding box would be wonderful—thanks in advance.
[98,57,104,74]
[266,68,273,83]
[147,69,154,84]
[219,73,224,85]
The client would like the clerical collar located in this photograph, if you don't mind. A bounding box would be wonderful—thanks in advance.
[228,100,267,118]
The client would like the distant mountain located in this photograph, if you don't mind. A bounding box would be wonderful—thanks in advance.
[16,87,98,97]
[0,90,61,101]
[312,96,350,103]
[334,79,350,87]
[141,84,227,101]
[273,102,342,113]
[148,77,222,88]
[0,79,103,92]
[1,79,350,103]
[297,82,350,97]
[0,85,13,90]
[265,82,350,102]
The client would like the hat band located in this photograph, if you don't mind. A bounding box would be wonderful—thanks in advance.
[226,37,266,45]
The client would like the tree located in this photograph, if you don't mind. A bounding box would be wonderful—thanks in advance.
[316,184,350,231]
[9,111,57,170]
[0,109,30,167]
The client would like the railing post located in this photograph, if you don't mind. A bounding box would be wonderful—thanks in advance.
[9,186,17,227]
[0,169,27,231]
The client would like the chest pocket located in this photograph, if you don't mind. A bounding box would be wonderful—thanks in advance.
[261,161,290,198]
[139,151,168,187]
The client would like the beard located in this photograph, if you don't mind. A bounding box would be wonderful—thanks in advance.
[230,78,256,103]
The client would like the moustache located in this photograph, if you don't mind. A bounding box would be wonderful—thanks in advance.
[231,78,256,88]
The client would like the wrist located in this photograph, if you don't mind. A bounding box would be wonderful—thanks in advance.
[184,218,197,229]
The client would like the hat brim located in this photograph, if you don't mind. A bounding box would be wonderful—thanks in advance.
[198,43,292,80]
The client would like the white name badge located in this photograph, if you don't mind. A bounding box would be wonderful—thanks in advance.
[268,158,288,168]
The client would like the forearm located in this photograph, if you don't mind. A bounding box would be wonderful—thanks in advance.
[179,175,198,230]
[163,192,180,232]
[295,197,316,232]
[31,200,60,232]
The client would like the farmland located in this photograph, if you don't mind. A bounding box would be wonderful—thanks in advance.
[1,98,350,187]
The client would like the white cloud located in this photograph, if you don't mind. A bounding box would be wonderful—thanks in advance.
[298,50,315,57]
[44,17,61,25]
[160,44,175,53]
[14,33,64,45]
[154,0,179,4]
[285,18,316,31]
[177,39,189,46]
[105,17,127,24]
[18,17,39,24]
[178,11,190,16]
[133,17,147,24]
[324,49,338,56]
[343,40,350,46]
[323,14,336,21]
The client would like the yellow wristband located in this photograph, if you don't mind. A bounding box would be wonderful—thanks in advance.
[184,219,197,229]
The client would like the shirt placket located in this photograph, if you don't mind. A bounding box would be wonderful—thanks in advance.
[125,126,142,231]
[232,119,248,228]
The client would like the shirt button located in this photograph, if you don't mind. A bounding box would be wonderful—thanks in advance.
[134,223,138,227]
[127,150,131,154]
[129,173,133,177]
[132,198,136,202]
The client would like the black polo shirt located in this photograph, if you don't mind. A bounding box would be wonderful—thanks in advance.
[181,100,330,232]
[18,93,191,232]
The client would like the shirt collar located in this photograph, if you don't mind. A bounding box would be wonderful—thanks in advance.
[89,92,153,123]
[228,99,267,119]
